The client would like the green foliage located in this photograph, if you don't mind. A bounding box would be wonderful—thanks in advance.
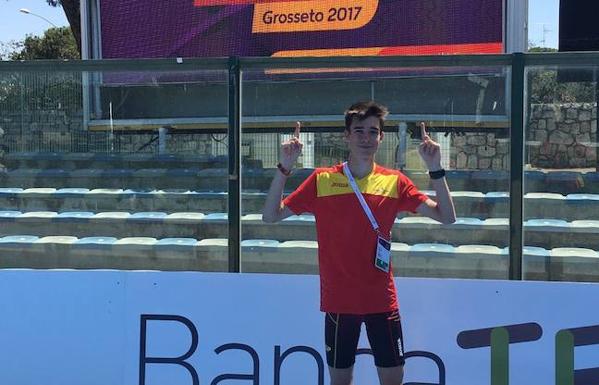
[1,27,81,114]
[0,40,23,61]
[527,46,595,104]
[10,26,79,60]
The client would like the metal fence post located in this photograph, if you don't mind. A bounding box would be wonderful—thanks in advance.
[509,53,525,280]
[228,56,241,273]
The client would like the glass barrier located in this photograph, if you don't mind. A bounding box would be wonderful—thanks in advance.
[2,54,597,282]
[240,64,511,279]
[524,64,599,282]
[0,66,230,272]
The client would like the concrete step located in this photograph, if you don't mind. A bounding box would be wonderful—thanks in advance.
[1,188,599,221]
[1,211,598,249]
[0,235,597,281]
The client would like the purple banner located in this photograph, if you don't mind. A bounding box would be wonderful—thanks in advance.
[100,0,503,59]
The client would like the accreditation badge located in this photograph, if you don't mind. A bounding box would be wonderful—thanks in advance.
[374,235,391,273]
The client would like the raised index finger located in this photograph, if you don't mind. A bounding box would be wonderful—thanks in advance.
[294,121,301,139]
[420,122,428,140]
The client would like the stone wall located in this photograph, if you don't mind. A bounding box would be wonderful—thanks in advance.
[2,103,597,171]
[527,103,597,169]
[450,103,598,170]
[450,134,510,170]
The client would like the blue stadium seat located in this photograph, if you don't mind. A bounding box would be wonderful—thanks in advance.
[88,188,125,195]
[113,237,158,247]
[128,212,168,221]
[92,212,131,219]
[0,211,22,220]
[409,243,456,257]
[282,214,316,223]
[155,238,199,249]
[22,188,57,194]
[165,213,205,223]
[0,235,39,245]
[0,188,24,195]
[566,193,599,202]
[453,191,485,199]
[524,219,569,228]
[522,246,550,257]
[452,217,484,227]
[484,191,509,202]
[550,247,599,259]
[73,237,117,248]
[241,239,280,249]
[53,212,95,225]
[455,244,506,256]
[525,192,565,200]
[18,211,58,219]
[55,188,90,195]
[570,220,599,231]
[35,236,78,245]
[203,213,228,221]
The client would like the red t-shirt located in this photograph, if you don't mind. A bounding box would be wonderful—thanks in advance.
[283,163,428,314]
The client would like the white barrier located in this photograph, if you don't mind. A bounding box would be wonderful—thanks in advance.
[0,270,598,385]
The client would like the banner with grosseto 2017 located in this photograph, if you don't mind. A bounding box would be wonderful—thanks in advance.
[99,0,504,59]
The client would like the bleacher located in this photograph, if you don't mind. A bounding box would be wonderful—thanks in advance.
[1,151,598,281]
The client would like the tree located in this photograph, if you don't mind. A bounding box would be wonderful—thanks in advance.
[0,40,23,61]
[10,26,79,60]
[527,45,595,104]
[47,0,81,54]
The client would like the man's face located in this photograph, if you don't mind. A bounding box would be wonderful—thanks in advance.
[344,116,384,157]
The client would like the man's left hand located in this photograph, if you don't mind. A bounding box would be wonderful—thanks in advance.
[418,122,442,171]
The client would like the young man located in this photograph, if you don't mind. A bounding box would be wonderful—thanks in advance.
[262,101,456,385]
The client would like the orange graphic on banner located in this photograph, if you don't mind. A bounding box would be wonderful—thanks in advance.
[252,0,378,33]
[194,0,306,6]
[272,42,503,57]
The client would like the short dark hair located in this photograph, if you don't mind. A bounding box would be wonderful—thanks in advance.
[344,101,389,132]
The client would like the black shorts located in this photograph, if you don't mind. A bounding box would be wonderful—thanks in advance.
[324,310,405,369]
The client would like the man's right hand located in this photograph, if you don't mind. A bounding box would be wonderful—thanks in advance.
[279,121,303,169]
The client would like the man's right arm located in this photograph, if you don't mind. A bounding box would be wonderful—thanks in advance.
[262,122,303,223]
[262,170,295,223]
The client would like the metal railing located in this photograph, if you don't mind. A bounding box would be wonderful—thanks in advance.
[2,52,599,277]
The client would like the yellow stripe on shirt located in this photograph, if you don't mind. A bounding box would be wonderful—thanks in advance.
[316,171,399,198]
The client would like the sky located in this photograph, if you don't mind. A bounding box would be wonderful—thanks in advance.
[0,0,560,48]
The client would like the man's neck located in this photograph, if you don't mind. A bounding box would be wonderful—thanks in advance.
[347,156,375,179]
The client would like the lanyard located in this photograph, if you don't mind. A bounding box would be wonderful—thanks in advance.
[342,162,380,234]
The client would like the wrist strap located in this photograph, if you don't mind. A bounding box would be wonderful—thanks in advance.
[277,162,292,176]
[429,168,446,179]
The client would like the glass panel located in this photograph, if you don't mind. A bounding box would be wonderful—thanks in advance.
[524,64,598,282]
[0,66,229,272]
[240,64,511,279]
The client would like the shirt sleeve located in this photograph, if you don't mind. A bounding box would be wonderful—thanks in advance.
[282,170,318,215]
[397,173,429,213]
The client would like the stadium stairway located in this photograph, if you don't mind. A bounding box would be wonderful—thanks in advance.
[1,211,598,249]
[1,151,598,279]
[1,188,599,221]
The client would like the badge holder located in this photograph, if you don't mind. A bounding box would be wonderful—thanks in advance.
[375,234,391,273]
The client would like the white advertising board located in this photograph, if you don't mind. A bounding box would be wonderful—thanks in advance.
[0,270,598,385]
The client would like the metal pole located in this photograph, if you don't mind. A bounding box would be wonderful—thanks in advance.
[227,57,241,273]
[509,53,525,280]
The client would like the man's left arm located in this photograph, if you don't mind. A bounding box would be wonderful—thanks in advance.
[414,122,456,225]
